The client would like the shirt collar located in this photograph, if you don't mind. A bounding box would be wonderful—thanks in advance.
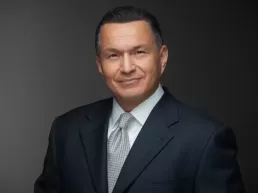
[109,84,164,128]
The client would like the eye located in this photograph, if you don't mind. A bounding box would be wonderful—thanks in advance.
[108,54,119,59]
[135,50,146,55]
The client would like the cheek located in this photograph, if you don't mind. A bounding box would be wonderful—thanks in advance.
[101,62,119,79]
[140,57,160,78]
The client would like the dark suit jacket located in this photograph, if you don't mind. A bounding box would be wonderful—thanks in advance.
[34,88,245,193]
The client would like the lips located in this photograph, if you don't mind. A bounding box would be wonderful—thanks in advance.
[119,78,141,82]
[118,78,142,87]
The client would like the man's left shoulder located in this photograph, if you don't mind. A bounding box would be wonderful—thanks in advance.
[174,100,231,139]
[167,100,237,154]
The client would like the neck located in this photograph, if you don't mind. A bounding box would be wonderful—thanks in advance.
[116,97,145,112]
[115,84,159,112]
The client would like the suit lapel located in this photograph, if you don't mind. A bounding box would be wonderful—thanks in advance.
[113,90,179,193]
[78,98,113,193]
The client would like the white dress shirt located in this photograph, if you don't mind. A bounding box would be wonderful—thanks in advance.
[107,84,164,148]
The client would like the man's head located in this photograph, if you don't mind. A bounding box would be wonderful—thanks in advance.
[95,6,168,110]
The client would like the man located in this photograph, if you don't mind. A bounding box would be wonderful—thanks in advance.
[34,6,245,193]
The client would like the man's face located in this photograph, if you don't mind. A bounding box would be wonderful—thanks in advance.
[96,20,168,102]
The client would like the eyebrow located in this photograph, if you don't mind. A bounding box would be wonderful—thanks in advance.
[102,44,149,53]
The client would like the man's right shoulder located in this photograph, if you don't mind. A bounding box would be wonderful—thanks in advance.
[52,97,113,127]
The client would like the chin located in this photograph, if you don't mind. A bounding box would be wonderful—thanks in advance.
[119,90,141,98]
[116,88,146,101]
[110,80,149,100]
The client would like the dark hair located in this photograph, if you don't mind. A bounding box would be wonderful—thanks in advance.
[95,6,164,55]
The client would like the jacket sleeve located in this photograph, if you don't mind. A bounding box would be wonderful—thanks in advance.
[34,118,61,193]
[195,125,245,193]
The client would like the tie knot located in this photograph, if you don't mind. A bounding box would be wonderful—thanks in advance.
[118,112,134,129]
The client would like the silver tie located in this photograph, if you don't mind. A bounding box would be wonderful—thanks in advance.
[107,112,134,193]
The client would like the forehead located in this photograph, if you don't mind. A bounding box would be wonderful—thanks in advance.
[99,20,155,51]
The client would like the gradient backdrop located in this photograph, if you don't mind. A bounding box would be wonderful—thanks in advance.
[0,0,257,193]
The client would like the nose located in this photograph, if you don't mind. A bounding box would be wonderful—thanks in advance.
[120,53,136,73]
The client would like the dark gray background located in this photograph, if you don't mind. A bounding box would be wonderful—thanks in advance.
[0,0,257,193]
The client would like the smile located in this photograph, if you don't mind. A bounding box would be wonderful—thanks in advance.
[119,78,142,87]
[122,79,139,82]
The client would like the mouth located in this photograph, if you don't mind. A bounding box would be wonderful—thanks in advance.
[118,78,142,87]
[119,78,141,82]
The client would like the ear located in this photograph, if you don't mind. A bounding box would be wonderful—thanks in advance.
[159,45,168,75]
[96,55,103,75]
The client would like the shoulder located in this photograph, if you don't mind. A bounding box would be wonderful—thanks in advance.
[51,97,112,129]
[172,97,231,143]
[178,101,223,129]
[161,89,225,136]
[169,97,237,159]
